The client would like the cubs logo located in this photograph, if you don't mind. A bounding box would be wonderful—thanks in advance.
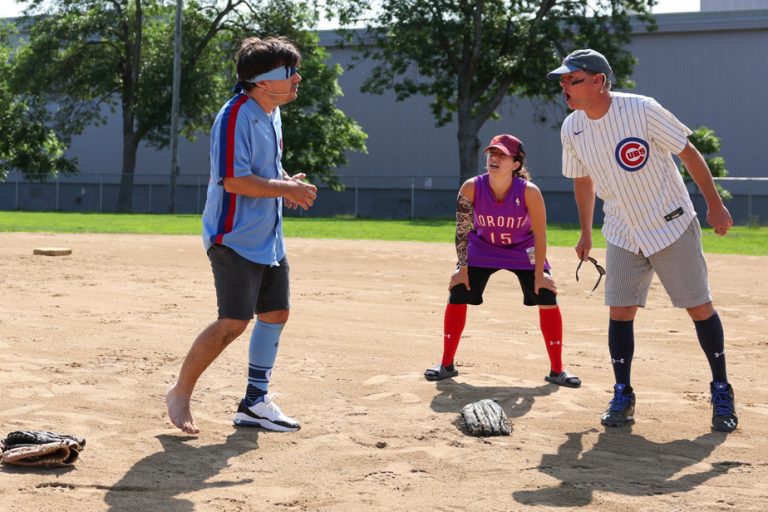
[615,137,649,172]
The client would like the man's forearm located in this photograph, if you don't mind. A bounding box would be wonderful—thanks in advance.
[224,174,293,198]
[573,177,595,234]
[680,144,722,206]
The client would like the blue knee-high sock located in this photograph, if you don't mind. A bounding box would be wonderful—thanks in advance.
[244,320,285,406]
[694,312,727,383]
[609,319,634,387]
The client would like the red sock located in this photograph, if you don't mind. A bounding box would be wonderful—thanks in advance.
[539,306,563,374]
[442,303,467,368]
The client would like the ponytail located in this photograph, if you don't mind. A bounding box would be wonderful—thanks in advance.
[513,157,531,181]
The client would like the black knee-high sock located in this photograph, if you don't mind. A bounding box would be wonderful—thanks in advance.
[609,319,634,386]
[694,312,727,383]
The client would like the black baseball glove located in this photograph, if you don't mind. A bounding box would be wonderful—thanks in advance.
[1,431,86,468]
[460,399,512,436]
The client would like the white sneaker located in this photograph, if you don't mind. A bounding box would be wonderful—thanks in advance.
[233,395,301,432]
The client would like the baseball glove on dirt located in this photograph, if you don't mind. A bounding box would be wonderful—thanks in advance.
[460,399,512,436]
[1,431,86,468]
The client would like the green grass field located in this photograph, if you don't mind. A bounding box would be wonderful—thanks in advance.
[1,211,765,256]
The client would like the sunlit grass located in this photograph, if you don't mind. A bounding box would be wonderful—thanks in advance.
[1,211,765,256]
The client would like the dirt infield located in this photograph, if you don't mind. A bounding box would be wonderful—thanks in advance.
[1,233,766,511]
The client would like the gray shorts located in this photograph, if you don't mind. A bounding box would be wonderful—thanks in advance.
[605,218,711,309]
[207,244,290,320]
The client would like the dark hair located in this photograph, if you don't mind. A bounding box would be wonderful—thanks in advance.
[236,36,302,92]
[513,155,530,181]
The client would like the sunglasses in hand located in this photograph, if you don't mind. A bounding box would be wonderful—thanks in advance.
[576,257,606,295]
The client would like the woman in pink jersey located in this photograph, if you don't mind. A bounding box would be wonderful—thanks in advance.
[424,134,581,388]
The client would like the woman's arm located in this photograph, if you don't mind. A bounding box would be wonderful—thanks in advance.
[449,179,475,291]
[525,182,557,294]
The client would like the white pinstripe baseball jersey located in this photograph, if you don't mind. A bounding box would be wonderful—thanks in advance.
[561,92,695,256]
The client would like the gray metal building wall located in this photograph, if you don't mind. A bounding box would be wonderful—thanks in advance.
[702,0,768,11]
[318,8,768,222]
[2,9,767,222]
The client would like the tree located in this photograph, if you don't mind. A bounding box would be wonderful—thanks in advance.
[9,0,366,211]
[680,126,731,202]
[0,24,75,183]
[330,0,656,182]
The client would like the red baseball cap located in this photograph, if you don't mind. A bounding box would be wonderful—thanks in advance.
[484,134,525,158]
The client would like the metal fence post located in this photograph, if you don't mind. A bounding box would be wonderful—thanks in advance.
[196,176,201,214]
[148,183,153,213]
[354,176,359,218]
[99,174,103,212]
[15,173,19,210]
[410,177,415,221]
[55,174,60,211]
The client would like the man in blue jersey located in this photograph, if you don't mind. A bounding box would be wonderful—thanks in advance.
[166,36,317,434]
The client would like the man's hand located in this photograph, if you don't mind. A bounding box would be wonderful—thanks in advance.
[575,234,592,261]
[535,274,557,295]
[707,203,733,236]
[283,173,317,210]
[449,266,470,291]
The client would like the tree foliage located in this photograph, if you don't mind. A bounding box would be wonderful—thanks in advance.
[6,0,366,211]
[330,0,656,182]
[680,126,731,201]
[0,24,75,182]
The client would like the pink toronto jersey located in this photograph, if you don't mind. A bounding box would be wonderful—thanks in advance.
[467,173,549,271]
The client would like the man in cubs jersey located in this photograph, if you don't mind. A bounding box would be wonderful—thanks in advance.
[166,37,317,434]
[548,49,737,432]
[424,134,581,389]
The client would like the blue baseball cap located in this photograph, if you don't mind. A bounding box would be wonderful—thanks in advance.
[547,49,613,79]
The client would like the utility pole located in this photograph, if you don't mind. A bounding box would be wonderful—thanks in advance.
[168,0,182,213]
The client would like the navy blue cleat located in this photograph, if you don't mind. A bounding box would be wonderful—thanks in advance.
[601,383,635,427]
[710,381,738,433]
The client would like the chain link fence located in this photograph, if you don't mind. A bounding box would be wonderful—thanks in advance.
[1,172,766,224]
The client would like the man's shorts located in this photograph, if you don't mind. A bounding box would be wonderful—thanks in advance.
[605,218,711,308]
[449,266,557,306]
[207,244,290,320]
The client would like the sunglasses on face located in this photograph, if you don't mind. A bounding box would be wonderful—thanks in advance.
[559,77,587,87]
[576,257,606,295]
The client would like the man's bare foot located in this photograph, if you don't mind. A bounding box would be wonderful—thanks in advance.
[165,383,200,434]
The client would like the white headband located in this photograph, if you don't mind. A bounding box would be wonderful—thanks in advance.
[243,65,297,84]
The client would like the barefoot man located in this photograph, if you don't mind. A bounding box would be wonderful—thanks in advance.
[166,36,316,434]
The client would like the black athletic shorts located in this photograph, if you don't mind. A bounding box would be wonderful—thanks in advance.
[448,266,557,306]
[207,244,290,320]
